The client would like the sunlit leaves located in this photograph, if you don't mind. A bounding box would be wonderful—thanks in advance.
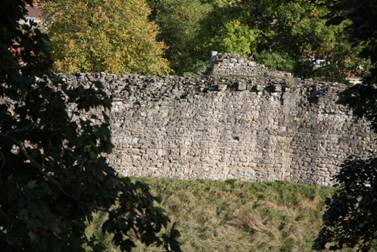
[213,20,259,57]
[41,0,170,75]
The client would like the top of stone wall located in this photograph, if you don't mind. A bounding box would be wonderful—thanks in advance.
[206,52,346,91]
[208,52,290,79]
[55,53,348,106]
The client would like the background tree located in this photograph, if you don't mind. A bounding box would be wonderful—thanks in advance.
[216,0,371,82]
[147,0,213,75]
[149,0,371,81]
[199,1,257,58]
[148,0,255,75]
[41,0,170,75]
[314,0,377,250]
[0,0,180,251]
[324,0,377,83]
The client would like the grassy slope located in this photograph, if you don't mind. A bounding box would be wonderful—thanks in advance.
[87,178,341,251]
[142,179,333,252]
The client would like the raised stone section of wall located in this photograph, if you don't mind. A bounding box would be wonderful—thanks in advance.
[60,54,376,185]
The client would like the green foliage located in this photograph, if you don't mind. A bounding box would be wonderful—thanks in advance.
[0,0,180,251]
[325,0,377,83]
[182,60,210,76]
[243,0,370,82]
[148,0,213,75]
[255,51,296,73]
[150,0,371,81]
[212,20,259,56]
[41,0,170,74]
[311,42,372,82]
[89,178,335,251]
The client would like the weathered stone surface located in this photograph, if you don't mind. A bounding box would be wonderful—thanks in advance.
[60,54,376,185]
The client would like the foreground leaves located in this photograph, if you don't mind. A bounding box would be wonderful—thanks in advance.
[0,1,180,251]
[313,157,377,251]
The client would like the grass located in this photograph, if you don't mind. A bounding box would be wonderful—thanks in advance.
[86,178,361,251]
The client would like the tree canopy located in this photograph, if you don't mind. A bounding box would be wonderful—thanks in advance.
[35,0,374,81]
[149,0,371,81]
[0,0,180,251]
[41,0,171,74]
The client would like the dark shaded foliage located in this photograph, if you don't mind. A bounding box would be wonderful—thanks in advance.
[0,0,180,251]
[338,83,377,131]
[314,1,377,250]
[325,0,377,83]
[313,157,377,251]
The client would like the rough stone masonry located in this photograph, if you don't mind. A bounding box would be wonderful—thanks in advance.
[61,53,376,185]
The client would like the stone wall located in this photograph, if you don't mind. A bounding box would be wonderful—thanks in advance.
[61,54,376,185]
